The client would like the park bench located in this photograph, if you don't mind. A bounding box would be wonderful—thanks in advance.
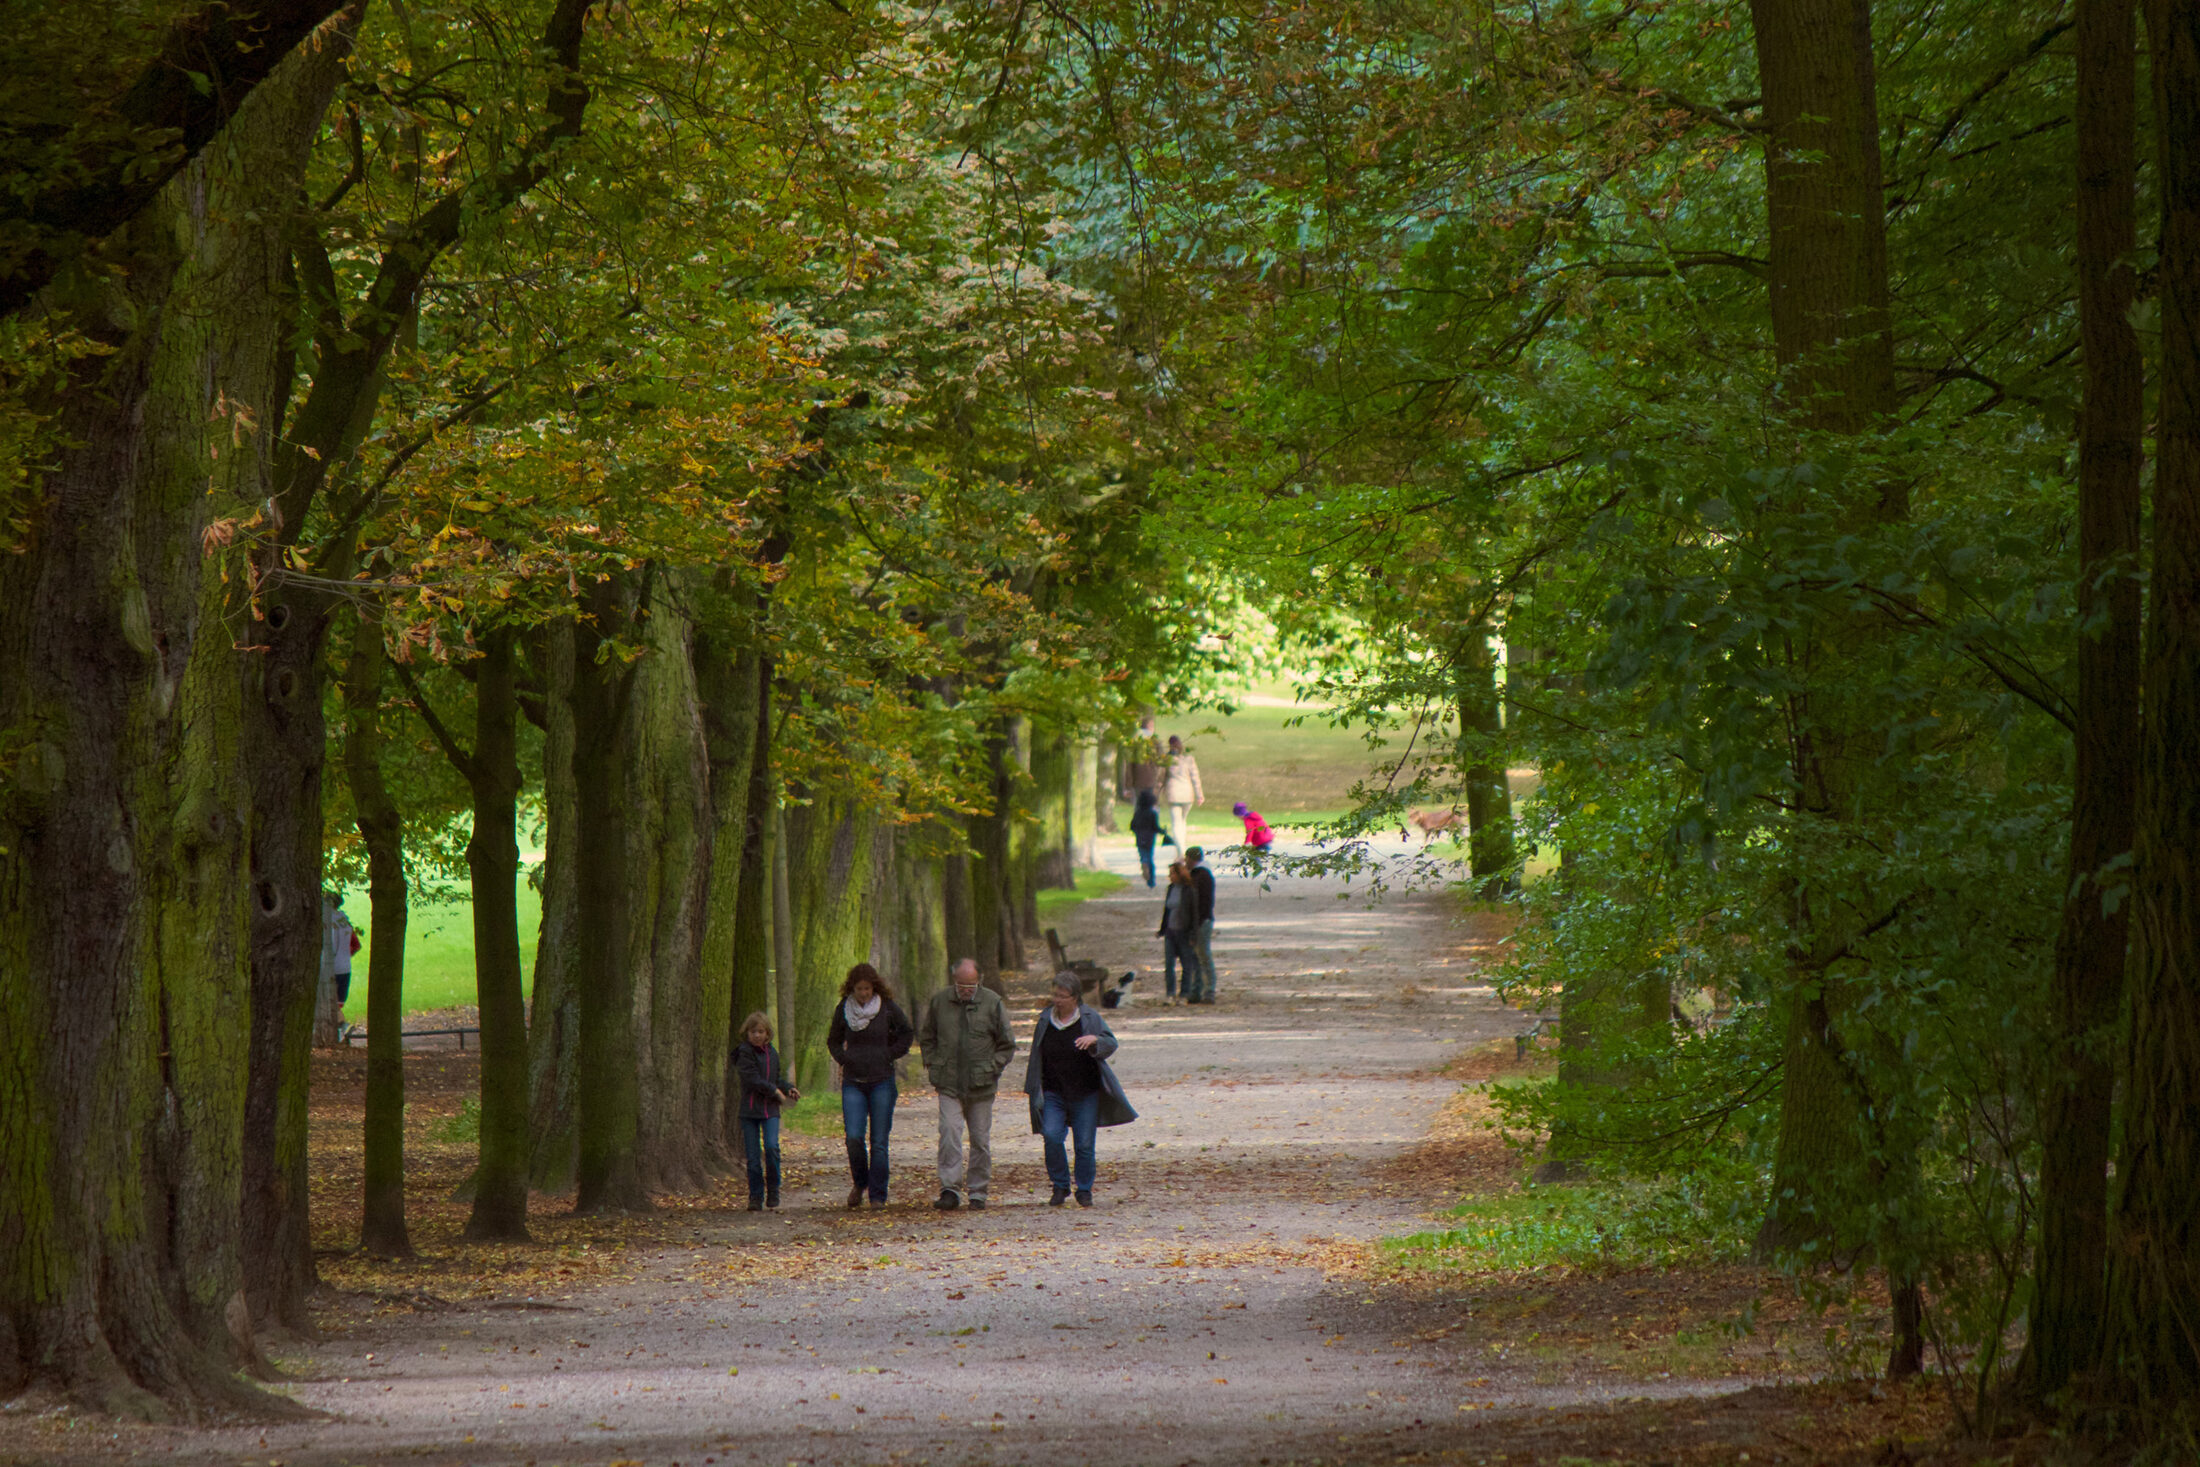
[342,1025,483,1051]
[1044,927,1114,1003]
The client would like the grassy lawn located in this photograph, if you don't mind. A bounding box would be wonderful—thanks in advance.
[1143,697,1391,819]
[341,883,542,1023]
[1036,867,1128,920]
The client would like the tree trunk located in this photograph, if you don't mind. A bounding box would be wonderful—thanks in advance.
[340,616,414,1260]
[1745,1,1900,1338]
[785,795,883,1081]
[572,578,649,1214]
[725,654,775,1140]
[694,619,762,1176]
[2103,0,2200,1404]
[1458,631,1515,896]
[0,46,327,1414]
[2029,0,2144,1399]
[1032,722,1076,890]
[623,594,724,1194]
[771,802,799,1078]
[526,618,583,1193]
[464,627,531,1240]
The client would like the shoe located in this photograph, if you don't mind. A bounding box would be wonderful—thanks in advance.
[766,1189,780,1210]
[847,1184,865,1210]
[1075,1191,1093,1208]
[935,1189,961,1211]
[870,1194,887,1208]
[747,1196,763,1212]
[1050,1186,1070,1207]
[967,1198,988,1211]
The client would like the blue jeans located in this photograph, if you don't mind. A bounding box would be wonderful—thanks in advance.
[1163,930,1197,998]
[841,1078,897,1201]
[1194,918,1216,998]
[740,1115,781,1200]
[1136,840,1156,887]
[1040,1090,1101,1194]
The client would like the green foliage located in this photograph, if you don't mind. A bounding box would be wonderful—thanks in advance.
[1386,1175,1759,1275]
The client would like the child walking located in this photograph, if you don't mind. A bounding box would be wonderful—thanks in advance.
[734,1012,800,1210]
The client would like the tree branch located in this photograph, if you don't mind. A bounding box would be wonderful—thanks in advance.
[0,0,353,316]
[388,654,478,783]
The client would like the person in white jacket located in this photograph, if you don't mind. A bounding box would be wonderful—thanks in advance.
[1160,735,1203,849]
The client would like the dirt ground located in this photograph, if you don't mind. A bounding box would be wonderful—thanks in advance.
[2,837,1964,1466]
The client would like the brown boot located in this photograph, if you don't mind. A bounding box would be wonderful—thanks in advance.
[847,1183,865,1209]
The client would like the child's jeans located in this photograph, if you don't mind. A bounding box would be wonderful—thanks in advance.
[740,1115,781,1200]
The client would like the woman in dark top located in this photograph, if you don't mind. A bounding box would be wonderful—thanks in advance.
[825,962,914,1209]
[733,1012,799,1211]
[1129,789,1163,887]
[1021,972,1137,1207]
[1157,860,1198,1002]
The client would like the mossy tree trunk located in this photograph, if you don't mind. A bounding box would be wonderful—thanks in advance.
[0,45,327,1414]
[1456,630,1515,896]
[465,629,530,1239]
[340,615,413,1259]
[526,619,583,1193]
[2027,0,2143,1398]
[2103,0,2200,1404]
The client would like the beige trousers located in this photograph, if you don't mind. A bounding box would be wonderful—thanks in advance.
[936,1092,996,1201]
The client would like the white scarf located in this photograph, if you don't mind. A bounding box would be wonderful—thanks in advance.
[1047,1004,1082,1030]
[844,993,882,1032]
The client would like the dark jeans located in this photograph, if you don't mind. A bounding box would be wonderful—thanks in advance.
[740,1115,781,1199]
[1136,839,1157,887]
[841,1077,897,1201]
[1164,930,1201,1001]
[1193,918,1216,999]
[1040,1089,1101,1194]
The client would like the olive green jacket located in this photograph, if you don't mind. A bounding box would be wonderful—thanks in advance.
[918,983,1017,1099]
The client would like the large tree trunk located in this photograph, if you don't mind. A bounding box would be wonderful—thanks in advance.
[1032,722,1076,890]
[0,47,326,1415]
[1457,631,1515,896]
[624,594,726,1194]
[526,619,583,1193]
[2103,0,2200,1404]
[464,627,531,1240]
[1745,2,1901,1342]
[695,615,762,1173]
[572,578,649,1214]
[2028,0,2144,1399]
[785,796,884,1081]
[340,616,414,1259]
[725,654,775,1139]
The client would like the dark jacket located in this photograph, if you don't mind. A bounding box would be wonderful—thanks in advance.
[1188,863,1215,924]
[827,997,914,1086]
[1129,795,1162,847]
[918,984,1017,1099]
[734,1040,793,1120]
[1021,1004,1137,1131]
[1157,882,1195,937]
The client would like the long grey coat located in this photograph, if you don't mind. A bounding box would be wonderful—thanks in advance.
[1022,1004,1138,1132]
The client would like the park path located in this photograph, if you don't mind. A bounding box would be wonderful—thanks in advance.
[8,833,1763,1467]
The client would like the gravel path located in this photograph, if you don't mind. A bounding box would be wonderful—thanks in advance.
[10,838,1616,1467]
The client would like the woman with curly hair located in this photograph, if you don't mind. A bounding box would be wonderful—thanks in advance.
[825,962,914,1208]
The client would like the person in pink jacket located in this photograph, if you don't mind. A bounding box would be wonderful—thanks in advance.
[1233,802,1274,850]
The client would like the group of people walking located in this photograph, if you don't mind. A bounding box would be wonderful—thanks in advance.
[730,959,1137,1214]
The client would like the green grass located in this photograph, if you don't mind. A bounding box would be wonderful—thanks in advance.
[1148,700,1388,818]
[1386,1181,1755,1274]
[340,882,543,1022]
[1036,867,1129,920]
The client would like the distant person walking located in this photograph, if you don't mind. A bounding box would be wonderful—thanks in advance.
[1160,735,1203,849]
[1024,972,1138,1207]
[1157,860,1200,1003]
[919,959,1017,1210]
[319,895,358,1045]
[826,962,913,1209]
[1232,802,1275,851]
[734,1012,800,1211]
[1129,789,1164,887]
[1185,846,1217,1004]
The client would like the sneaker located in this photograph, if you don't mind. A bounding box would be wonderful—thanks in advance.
[934,1189,961,1211]
[967,1198,988,1211]
[847,1184,865,1210]
[1049,1187,1070,1207]
[1075,1191,1093,1208]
